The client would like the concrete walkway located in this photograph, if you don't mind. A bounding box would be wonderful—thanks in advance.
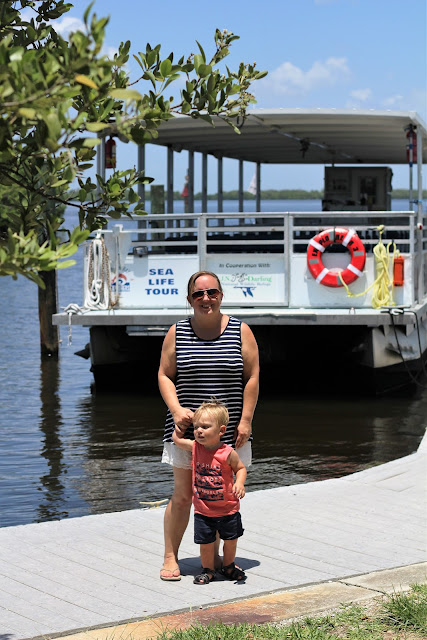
[0,432,426,640]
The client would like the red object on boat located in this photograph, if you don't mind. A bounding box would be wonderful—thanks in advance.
[393,255,404,287]
[105,137,116,169]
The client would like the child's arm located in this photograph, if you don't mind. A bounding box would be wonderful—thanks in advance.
[172,428,194,452]
[228,450,247,499]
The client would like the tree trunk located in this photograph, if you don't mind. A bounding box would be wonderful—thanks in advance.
[38,270,59,358]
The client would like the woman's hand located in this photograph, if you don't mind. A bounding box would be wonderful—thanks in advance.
[172,406,194,431]
[234,418,252,449]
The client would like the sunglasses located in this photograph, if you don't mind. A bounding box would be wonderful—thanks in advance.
[191,288,221,300]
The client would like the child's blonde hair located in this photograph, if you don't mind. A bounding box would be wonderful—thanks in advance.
[193,399,229,428]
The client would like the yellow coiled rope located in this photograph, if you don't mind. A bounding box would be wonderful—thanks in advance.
[338,225,397,309]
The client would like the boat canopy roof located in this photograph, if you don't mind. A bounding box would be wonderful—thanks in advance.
[151,108,427,165]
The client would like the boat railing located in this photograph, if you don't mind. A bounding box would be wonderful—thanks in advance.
[102,209,420,255]
[93,209,427,306]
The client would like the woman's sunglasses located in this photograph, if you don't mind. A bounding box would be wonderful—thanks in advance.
[191,288,221,300]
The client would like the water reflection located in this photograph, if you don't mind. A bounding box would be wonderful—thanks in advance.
[72,392,171,515]
[37,358,67,522]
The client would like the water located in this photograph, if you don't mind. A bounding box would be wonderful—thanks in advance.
[0,199,425,528]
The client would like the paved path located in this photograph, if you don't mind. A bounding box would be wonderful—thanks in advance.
[0,433,426,640]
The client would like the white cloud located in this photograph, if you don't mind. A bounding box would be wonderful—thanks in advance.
[259,57,351,97]
[350,88,372,102]
[383,94,404,108]
[54,16,85,38]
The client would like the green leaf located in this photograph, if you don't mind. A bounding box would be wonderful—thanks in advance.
[51,179,68,188]
[109,88,142,101]
[197,64,212,78]
[82,137,100,147]
[143,70,157,88]
[44,113,61,139]
[18,108,37,119]
[75,74,98,89]
[195,40,206,62]
[56,259,76,269]
[193,54,204,73]
[160,59,172,77]
[86,122,110,132]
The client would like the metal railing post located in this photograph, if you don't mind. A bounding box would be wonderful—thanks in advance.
[416,128,424,301]
[285,213,291,305]
[198,213,207,270]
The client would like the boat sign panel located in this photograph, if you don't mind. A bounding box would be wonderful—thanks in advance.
[117,255,199,308]
[208,255,287,305]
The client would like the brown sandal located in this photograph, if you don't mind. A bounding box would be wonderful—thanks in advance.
[193,568,215,584]
[221,562,246,581]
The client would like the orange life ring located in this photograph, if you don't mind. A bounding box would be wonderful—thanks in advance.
[307,227,366,288]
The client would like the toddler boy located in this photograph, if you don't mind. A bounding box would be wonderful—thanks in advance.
[172,400,247,584]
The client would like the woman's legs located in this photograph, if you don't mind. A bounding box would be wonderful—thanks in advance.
[161,466,192,579]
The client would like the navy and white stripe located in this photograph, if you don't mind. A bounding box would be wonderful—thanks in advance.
[163,316,244,445]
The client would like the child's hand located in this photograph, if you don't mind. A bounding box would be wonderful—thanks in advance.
[233,482,245,499]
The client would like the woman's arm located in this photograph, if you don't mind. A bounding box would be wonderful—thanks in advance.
[234,322,259,449]
[158,325,194,429]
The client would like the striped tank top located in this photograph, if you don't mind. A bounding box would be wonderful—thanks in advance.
[163,316,244,445]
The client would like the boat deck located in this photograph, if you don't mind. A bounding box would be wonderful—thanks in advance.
[0,433,426,640]
[54,302,427,327]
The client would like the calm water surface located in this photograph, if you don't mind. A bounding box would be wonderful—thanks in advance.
[0,199,425,528]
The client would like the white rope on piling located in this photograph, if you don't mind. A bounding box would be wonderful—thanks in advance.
[84,234,111,310]
[62,234,114,346]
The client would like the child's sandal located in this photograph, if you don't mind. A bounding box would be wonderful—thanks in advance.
[193,568,215,584]
[221,562,246,581]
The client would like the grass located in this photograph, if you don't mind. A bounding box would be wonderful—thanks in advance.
[154,583,427,640]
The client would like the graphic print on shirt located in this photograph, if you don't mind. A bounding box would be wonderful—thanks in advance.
[194,461,224,502]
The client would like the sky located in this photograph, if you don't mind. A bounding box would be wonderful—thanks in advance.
[30,0,427,192]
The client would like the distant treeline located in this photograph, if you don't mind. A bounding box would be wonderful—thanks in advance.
[143,188,426,200]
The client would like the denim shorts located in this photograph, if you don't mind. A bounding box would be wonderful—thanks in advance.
[194,511,244,545]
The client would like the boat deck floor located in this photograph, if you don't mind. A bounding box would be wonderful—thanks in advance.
[0,434,426,640]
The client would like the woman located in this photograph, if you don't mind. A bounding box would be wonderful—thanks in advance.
[158,270,259,581]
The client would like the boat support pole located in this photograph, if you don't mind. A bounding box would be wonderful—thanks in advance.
[187,150,194,222]
[417,128,424,302]
[217,156,223,213]
[137,144,146,239]
[238,159,244,214]
[256,161,261,212]
[202,153,208,212]
[167,145,174,215]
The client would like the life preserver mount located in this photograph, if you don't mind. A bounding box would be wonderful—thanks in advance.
[307,227,366,288]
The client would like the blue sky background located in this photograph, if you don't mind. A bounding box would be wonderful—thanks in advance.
[32,0,427,192]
